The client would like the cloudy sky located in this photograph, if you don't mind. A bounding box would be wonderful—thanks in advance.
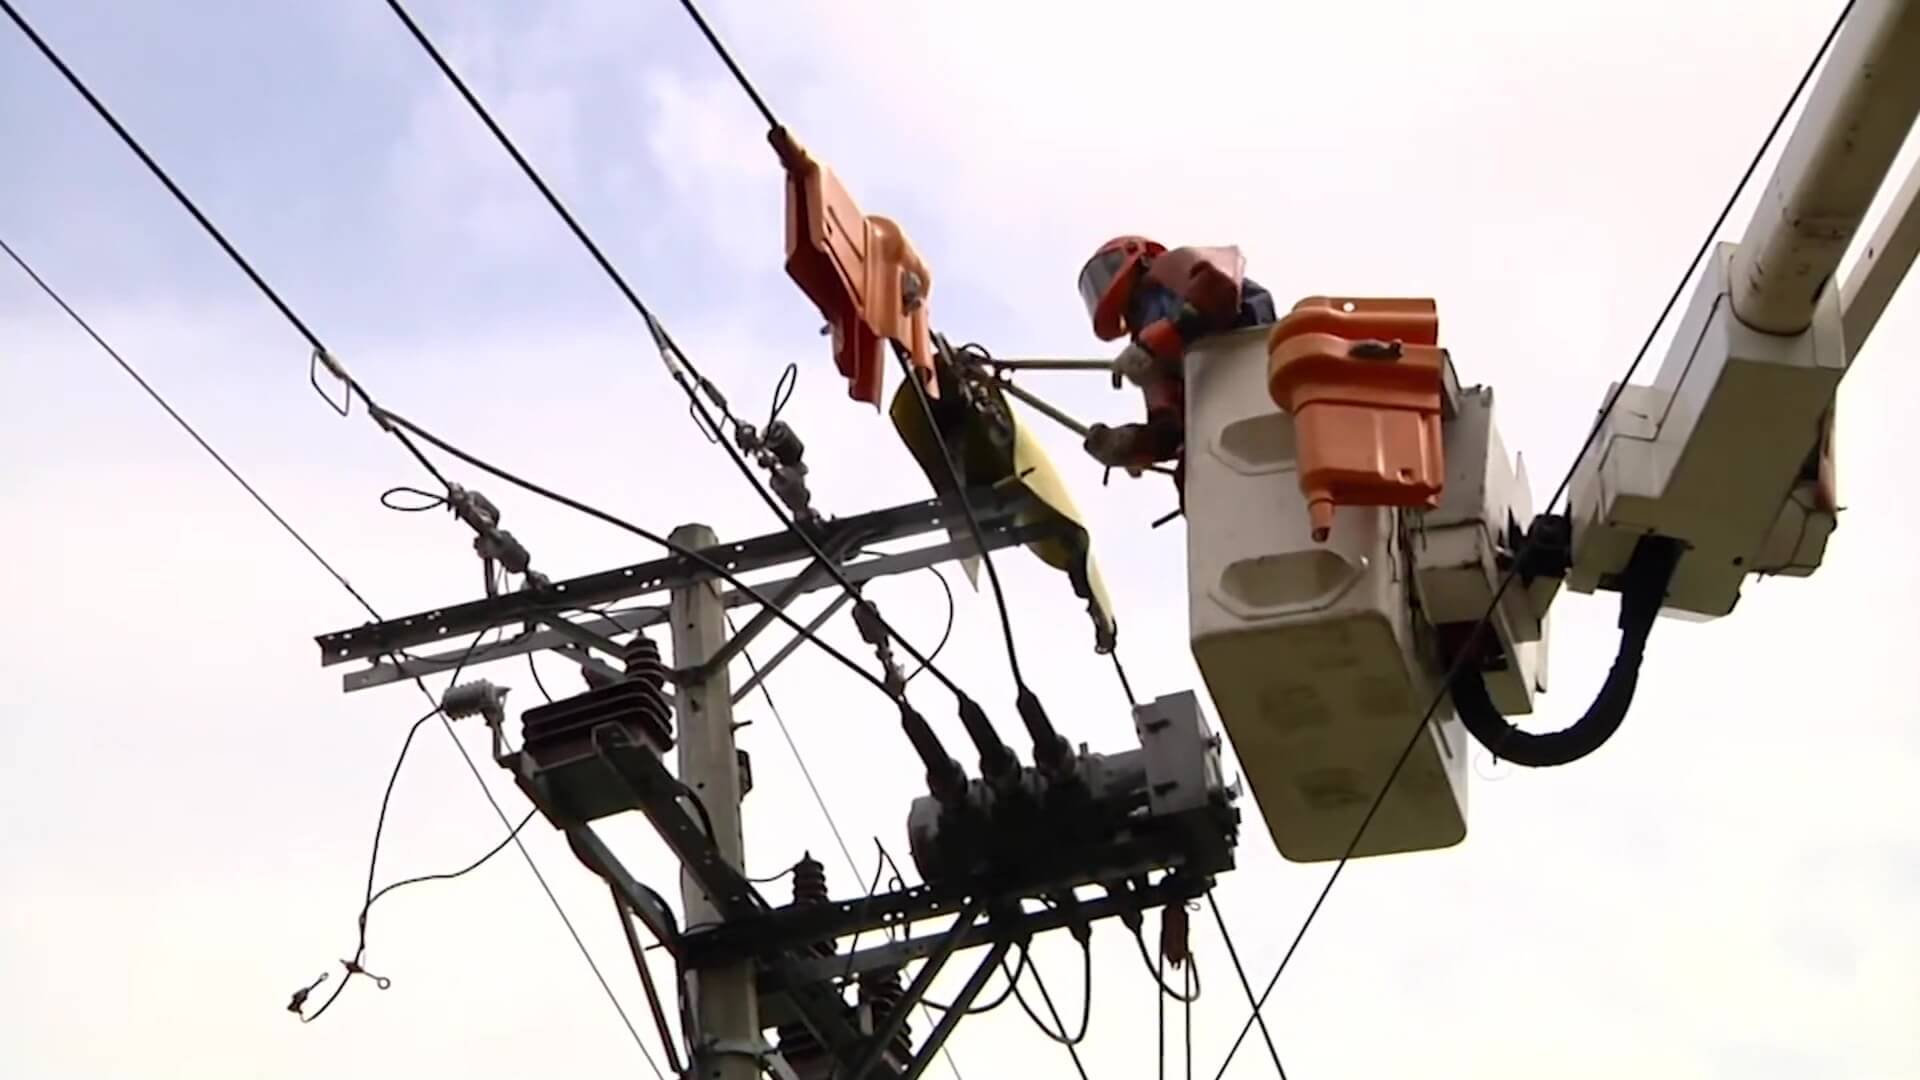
[4,1,1917,1077]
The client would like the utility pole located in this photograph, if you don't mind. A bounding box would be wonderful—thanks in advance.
[671,522,758,1080]
[316,492,1237,1080]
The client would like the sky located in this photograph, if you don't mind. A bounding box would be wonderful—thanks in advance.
[3,1,1918,1078]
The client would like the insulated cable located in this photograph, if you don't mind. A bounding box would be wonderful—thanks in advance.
[1008,940,1093,1047]
[0,235,378,618]
[897,346,1068,772]
[372,404,900,700]
[381,0,984,722]
[296,623,523,1023]
[1206,892,1286,1079]
[673,0,778,130]
[921,943,1031,1015]
[1133,930,1201,1004]
[1016,944,1092,1080]
[0,232,662,1066]
[0,0,450,491]
[1209,4,1857,1075]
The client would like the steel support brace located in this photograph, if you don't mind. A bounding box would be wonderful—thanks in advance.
[730,592,852,704]
[564,825,682,954]
[771,873,1208,986]
[331,519,1060,694]
[898,939,1013,1080]
[342,609,654,692]
[701,545,851,679]
[595,726,764,921]
[315,488,1049,666]
[844,899,986,1080]
[686,828,1214,971]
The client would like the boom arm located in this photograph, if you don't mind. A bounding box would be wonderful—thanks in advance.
[1567,0,1920,618]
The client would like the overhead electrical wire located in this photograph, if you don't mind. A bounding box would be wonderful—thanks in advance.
[0,1,452,493]
[299,624,567,1034]
[0,228,663,1065]
[1018,946,1093,1080]
[896,349,1059,756]
[0,236,376,617]
[0,8,668,1049]
[643,0,1075,787]
[1206,893,1285,1079]
[1133,932,1201,1005]
[1208,5,1858,1077]
[373,405,902,699]
[728,609,862,880]
[672,0,778,130]
[379,0,982,719]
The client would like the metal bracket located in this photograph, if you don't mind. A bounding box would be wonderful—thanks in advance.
[317,488,1058,671]
[566,826,681,957]
[843,898,985,1080]
[772,872,1207,986]
[731,592,852,704]
[590,725,765,921]
[896,938,1013,1080]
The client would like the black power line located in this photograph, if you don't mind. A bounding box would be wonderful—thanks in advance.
[1209,4,1858,1076]
[673,0,778,130]
[1206,893,1285,1079]
[0,231,665,1066]
[0,235,380,615]
[0,0,449,490]
[379,0,983,719]
[0,0,665,1046]
[372,404,914,699]
[2,0,928,706]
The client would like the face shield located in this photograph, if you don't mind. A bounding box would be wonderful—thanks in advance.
[1078,247,1138,341]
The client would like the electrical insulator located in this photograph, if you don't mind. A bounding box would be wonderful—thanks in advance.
[762,420,806,468]
[777,852,836,1080]
[441,679,509,724]
[859,967,913,1064]
[621,633,674,742]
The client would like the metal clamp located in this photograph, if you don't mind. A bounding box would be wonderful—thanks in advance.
[309,347,351,416]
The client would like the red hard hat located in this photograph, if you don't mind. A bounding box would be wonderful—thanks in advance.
[1078,235,1166,341]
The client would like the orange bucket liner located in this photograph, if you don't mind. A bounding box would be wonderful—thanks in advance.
[1267,297,1447,541]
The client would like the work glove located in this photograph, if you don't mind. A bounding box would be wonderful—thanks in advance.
[1110,341,1157,390]
[1083,423,1146,476]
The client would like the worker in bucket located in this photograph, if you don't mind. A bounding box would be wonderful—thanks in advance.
[1074,237,1277,489]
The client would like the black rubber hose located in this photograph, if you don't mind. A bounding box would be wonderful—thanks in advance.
[1447,536,1683,768]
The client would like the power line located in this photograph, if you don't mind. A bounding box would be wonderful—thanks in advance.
[655,0,1062,757]
[1206,893,1284,1079]
[0,0,649,1033]
[0,0,450,490]
[673,0,779,130]
[728,610,862,881]
[0,232,662,1068]
[1017,946,1092,1080]
[372,403,909,699]
[379,0,982,712]
[1208,4,1857,1075]
[895,350,1040,704]
[0,235,381,615]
